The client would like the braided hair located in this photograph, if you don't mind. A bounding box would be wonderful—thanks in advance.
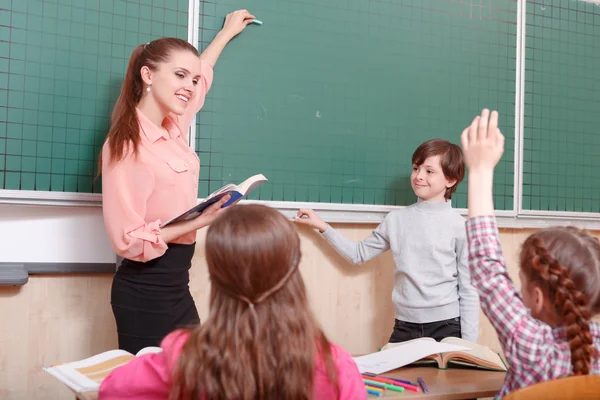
[520,226,600,375]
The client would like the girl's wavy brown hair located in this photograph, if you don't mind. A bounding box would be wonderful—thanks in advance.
[520,226,600,375]
[170,204,339,400]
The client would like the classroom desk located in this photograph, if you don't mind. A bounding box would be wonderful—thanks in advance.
[367,366,505,399]
[75,393,96,400]
[76,366,505,400]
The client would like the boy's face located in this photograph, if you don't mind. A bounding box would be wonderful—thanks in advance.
[411,155,456,202]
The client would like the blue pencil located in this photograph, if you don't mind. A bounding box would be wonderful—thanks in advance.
[366,387,383,397]
[417,376,429,393]
[363,372,418,386]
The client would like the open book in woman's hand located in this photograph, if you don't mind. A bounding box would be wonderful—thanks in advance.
[160,173,268,228]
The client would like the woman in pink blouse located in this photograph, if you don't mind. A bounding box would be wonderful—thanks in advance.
[99,10,257,354]
[99,205,367,400]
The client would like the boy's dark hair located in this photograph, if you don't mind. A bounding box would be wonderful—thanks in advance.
[411,139,465,200]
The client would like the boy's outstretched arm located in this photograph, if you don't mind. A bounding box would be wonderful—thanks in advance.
[295,209,391,264]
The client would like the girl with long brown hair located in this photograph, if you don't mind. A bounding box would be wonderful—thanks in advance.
[461,109,600,398]
[100,10,256,354]
[99,205,367,400]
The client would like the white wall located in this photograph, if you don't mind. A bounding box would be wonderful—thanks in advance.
[0,205,114,263]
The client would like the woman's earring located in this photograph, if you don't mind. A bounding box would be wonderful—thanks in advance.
[146,85,151,92]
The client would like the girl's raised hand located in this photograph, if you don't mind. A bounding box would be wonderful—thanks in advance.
[460,109,505,172]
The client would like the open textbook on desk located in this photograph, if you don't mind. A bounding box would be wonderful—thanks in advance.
[381,337,508,372]
[354,337,507,374]
[161,173,268,228]
[44,346,162,393]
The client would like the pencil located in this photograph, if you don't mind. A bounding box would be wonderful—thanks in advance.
[363,372,418,386]
[417,377,429,393]
[361,374,420,392]
[366,387,382,396]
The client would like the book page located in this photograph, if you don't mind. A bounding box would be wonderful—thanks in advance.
[44,350,134,392]
[381,337,440,364]
[353,340,469,374]
[440,337,506,370]
[160,192,228,227]
[236,174,268,195]
[160,174,267,228]
[136,346,163,356]
[381,337,436,351]
[206,183,237,199]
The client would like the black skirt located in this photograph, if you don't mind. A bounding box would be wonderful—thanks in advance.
[110,243,199,354]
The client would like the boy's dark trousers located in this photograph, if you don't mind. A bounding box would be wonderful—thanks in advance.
[389,317,461,343]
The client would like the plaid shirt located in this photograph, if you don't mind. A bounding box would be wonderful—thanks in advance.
[466,216,600,399]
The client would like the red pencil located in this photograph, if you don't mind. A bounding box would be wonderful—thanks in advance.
[360,374,420,392]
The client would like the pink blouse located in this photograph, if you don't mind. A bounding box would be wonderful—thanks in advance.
[101,63,213,262]
[99,330,368,400]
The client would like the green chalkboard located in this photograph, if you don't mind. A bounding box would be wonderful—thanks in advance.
[523,0,600,213]
[1,0,520,210]
[196,0,518,209]
[0,0,188,193]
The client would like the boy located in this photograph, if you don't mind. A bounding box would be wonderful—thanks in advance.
[295,139,479,343]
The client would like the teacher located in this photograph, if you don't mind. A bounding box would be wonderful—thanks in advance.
[99,10,256,353]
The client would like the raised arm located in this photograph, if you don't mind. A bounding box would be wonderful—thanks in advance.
[169,9,256,139]
[462,109,550,365]
[199,9,256,68]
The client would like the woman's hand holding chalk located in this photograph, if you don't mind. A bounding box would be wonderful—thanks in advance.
[223,10,256,37]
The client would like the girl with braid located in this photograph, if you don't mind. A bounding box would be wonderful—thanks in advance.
[460,109,600,398]
[99,204,366,400]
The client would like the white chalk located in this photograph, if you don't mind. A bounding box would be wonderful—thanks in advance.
[252,19,263,25]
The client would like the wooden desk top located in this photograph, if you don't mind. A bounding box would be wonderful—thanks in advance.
[368,366,505,399]
[76,392,97,400]
[77,366,505,400]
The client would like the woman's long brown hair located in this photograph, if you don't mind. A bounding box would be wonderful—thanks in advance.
[98,38,199,171]
[170,205,339,400]
[520,226,600,375]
